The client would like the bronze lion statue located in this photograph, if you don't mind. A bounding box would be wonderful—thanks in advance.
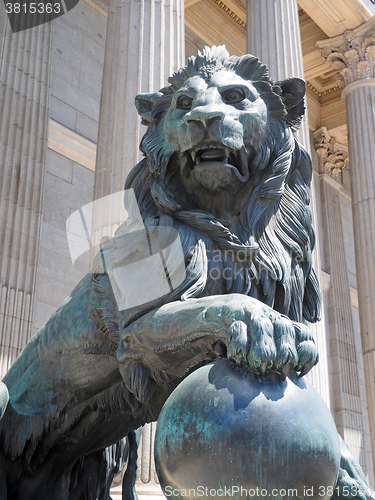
[0,46,371,500]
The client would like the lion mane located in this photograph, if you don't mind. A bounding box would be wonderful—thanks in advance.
[126,45,321,324]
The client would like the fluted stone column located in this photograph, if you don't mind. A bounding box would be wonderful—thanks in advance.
[314,127,373,480]
[246,0,308,145]
[0,12,53,376]
[318,17,375,477]
[246,0,330,408]
[93,0,185,201]
[95,1,184,497]
[246,0,302,76]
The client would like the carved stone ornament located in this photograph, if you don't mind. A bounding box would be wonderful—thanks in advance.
[313,127,349,185]
[317,17,375,88]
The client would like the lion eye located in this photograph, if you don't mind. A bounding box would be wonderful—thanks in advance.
[176,96,193,110]
[222,88,246,104]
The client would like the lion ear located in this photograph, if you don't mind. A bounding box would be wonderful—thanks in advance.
[135,92,162,126]
[275,77,306,131]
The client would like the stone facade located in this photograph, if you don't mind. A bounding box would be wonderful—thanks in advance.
[1,0,375,495]
[317,16,375,478]
[32,1,107,336]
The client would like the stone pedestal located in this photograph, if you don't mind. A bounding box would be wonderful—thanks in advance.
[318,17,375,479]
[93,0,185,201]
[246,0,330,409]
[0,11,53,376]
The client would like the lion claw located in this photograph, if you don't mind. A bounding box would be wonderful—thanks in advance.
[259,363,267,376]
[298,363,314,378]
[281,364,292,380]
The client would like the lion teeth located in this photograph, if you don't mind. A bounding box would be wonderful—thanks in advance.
[238,148,250,180]
[179,154,188,170]
[190,150,197,163]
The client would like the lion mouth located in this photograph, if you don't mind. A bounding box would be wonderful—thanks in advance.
[180,146,250,183]
[191,148,228,164]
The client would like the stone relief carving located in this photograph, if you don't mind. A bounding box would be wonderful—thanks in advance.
[313,127,350,187]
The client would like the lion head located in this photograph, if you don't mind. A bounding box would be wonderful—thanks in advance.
[126,46,321,324]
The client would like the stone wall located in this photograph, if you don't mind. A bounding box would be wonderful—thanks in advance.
[31,1,107,336]
[51,1,107,142]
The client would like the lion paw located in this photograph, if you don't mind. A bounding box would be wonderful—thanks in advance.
[225,302,318,377]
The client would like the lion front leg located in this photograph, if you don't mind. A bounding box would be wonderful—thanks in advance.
[118,293,318,387]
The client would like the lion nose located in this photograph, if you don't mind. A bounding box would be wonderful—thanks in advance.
[184,108,225,126]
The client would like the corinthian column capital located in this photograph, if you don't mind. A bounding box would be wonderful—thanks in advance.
[317,17,375,90]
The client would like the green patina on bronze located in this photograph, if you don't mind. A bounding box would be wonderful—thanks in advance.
[155,359,341,500]
[0,46,370,500]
